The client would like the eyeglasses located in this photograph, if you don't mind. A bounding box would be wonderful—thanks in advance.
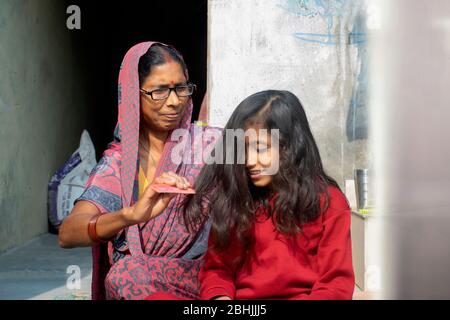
[140,83,196,101]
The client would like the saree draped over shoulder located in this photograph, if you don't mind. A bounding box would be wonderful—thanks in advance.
[76,42,221,300]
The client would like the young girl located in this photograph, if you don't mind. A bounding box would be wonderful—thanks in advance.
[184,90,355,300]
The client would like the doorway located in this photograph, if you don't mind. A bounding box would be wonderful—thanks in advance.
[65,0,208,158]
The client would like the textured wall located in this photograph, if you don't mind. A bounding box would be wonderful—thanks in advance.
[208,0,370,187]
[0,0,88,252]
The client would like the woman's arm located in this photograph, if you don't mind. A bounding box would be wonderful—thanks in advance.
[59,172,190,248]
[58,201,132,248]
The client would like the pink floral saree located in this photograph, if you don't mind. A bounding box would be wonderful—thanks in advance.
[76,42,221,300]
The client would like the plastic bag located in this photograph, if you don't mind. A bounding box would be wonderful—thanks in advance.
[48,130,97,230]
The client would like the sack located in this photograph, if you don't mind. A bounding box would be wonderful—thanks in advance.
[48,130,96,230]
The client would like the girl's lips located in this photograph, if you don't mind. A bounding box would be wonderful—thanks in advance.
[249,170,264,179]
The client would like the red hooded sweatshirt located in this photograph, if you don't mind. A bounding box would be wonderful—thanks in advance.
[199,186,355,300]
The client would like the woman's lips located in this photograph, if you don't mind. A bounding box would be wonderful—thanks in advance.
[162,113,181,120]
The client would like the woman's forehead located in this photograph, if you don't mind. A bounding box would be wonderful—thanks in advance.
[142,61,187,87]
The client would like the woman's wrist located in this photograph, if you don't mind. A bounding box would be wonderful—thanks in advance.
[87,213,117,244]
[121,206,138,227]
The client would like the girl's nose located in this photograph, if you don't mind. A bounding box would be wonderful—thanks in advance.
[246,149,258,167]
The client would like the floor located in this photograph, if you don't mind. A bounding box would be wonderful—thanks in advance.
[0,233,370,300]
[0,234,92,300]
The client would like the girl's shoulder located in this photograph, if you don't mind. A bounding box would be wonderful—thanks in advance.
[322,185,351,219]
[326,185,348,206]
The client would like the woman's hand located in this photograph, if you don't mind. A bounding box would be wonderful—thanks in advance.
[123,172,191,225]
[214,296,232,300]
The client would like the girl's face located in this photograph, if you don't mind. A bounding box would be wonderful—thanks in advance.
[245,127,280,188]
[140,61,189,132]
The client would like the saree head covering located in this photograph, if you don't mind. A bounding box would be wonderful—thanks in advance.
[77,42,222,300]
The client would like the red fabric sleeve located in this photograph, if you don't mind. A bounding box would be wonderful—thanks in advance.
[199,234,239,300]
[295,187,355,300]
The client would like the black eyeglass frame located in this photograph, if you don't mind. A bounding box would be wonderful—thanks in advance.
[140,83,197,101]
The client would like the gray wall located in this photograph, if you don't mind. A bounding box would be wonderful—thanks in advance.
[0,0,88,252]
[208,0,370,188]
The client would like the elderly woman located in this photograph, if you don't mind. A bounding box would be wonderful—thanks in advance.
[59,42,221,300]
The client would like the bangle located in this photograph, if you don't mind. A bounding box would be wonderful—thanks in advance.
[88,213,111,243]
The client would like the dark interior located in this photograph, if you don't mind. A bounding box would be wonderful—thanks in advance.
[65,0,208,159]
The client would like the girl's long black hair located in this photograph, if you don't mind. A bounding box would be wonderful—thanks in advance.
[183,90,339,252]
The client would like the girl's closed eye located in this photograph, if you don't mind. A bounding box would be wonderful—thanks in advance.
[258,146,269,152]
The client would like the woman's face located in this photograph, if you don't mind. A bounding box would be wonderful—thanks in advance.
[245,127,280,188]
[140,61,189,132]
